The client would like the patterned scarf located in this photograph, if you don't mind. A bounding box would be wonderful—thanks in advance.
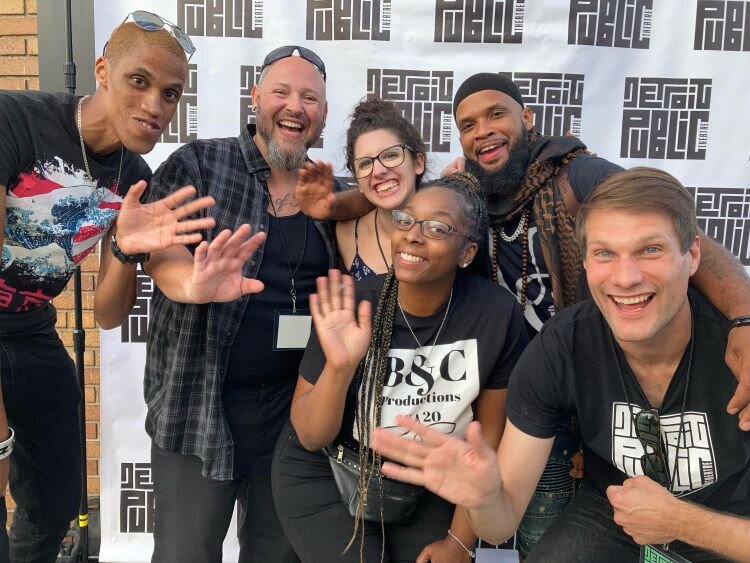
[490,132,588,310]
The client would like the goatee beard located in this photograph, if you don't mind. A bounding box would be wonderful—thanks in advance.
[465,129,532,200]
[256,111,321,171]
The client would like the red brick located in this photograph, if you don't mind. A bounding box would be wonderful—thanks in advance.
[84,404,99,421]
[0,15,36,34]
[0,55,37,75]
[0,76,24,89]
[0,1,24,15]
[84,385,98,404]
[86,440,100,458]
[84,367,99,385]
[0,36,24,54]
[86,459,98,476]
[85,422,98,440]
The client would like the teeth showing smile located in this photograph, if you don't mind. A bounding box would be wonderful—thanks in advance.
[375,180,398,194]
[279,120,302,130]
[399,252,425,263]
[612,294,652,305]
[478,144,499,154]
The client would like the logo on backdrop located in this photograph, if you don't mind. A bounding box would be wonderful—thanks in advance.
[500,72,584,137]
[306,0,391,40]
[177,0,263,37]
[434,0,525,43]
[568,0,653,48]
[695,0,750,51]
[240,65,324,149]
[687,186,750,265]
[160,63,198,144]
[367,69,453,153]
[620,77,711,160]
[611,403,717,494]
[121,268,153,344]
[120,462,154,533]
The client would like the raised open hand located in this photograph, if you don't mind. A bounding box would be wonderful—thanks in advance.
[296,160,337,220]
[115,181,216,255]
[186,224,266,303]
[373,416,502,509]
[310,270,372,372]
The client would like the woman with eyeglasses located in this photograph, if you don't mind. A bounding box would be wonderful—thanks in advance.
[272,173,528,562]
[302,98,426,280]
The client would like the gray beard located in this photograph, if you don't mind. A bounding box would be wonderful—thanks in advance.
[256,114,312,171]
[465,130,532,201]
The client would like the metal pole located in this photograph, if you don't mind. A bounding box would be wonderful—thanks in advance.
[63,1,89,560]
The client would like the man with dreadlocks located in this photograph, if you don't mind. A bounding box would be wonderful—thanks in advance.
[273,173,528,563]
[296,72,750,556]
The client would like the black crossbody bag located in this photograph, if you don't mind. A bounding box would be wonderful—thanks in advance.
[324,443,424,523]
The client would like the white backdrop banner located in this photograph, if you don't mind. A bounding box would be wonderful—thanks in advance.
[97,1,750,561]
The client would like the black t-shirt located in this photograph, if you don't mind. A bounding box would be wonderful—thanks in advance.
[491,154,622,332]
[300,273,528,446]
[224,210,329,389]
[506,289,750,514]
[0,90,151,311]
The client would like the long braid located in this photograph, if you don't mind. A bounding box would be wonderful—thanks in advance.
[347,268,398,561]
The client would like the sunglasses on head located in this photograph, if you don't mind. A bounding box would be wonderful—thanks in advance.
[634,409,672,489]
[261,45,326,81]
[105,10,196,59]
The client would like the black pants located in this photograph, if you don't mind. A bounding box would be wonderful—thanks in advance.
[272,421,455,563]
[0,305,83,563]
[527,483,731,563]
[150,380,300,563]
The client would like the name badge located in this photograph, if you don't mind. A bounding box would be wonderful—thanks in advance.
[640,545,692,563]
[274,309,312,350]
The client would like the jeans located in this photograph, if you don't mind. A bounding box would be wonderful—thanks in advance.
[527,483,730,562]
[517,418,580,558]
[272,421,456,563]
[0,305,82,563]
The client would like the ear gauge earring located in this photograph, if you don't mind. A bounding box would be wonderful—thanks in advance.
[251,105,257,113]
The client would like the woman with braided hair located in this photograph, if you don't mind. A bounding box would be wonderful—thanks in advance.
[272,173,528,562]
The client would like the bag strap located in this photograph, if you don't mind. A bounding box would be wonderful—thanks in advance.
[553,162,580,218]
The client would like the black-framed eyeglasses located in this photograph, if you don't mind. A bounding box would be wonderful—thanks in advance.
[353,144,415,179]
[104,10,196,60]
[392,210,469,241]
[634,409,672,489]
[261,45,326,81]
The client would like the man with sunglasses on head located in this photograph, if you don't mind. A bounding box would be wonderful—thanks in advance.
[373,167,750,562]
[0,11,211,563]
[141,45,340,563]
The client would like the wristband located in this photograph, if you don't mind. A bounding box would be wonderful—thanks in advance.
[0,427,15,461]
[111,235,150,265]
[447,529,475,559]
[728,315,750,332]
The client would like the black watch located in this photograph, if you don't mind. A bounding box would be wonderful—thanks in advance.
[110,235,150,265]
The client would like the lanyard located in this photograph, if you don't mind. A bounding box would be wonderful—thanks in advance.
[266,188,308,313]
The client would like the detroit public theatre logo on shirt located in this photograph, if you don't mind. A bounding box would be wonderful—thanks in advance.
[499,72,584,137]
[177,0,263,37]
[687,186,750,266]
[620,77,711,160]
[694,0,750,51]
[160,64,198,144]
[120,462,155,533]
[568,0,653,49]
[611,403,717,494]
[239,65,324,149]
[367,69,453,153]
[434,0,525,43]
[306,0,391,40]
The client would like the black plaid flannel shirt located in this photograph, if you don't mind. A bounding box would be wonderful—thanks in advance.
[143,125,338,480]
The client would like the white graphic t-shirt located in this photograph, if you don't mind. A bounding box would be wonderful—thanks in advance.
[300,273,528,446]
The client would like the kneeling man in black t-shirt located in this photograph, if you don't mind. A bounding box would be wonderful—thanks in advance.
[373,166,750,563]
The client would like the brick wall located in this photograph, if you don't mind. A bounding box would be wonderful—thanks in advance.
[1,0,101,517]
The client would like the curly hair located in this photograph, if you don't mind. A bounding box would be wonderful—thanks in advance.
[345,98,427,185]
